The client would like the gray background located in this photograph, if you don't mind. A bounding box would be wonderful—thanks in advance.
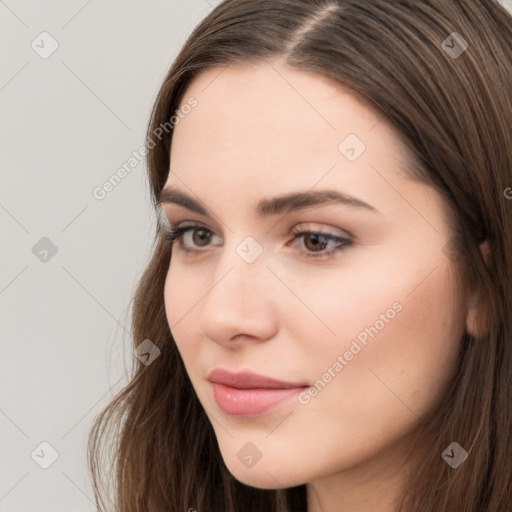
[1,0,511,510]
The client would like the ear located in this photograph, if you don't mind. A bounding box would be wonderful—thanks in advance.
[479,239,491,267]
[465,240,490,338]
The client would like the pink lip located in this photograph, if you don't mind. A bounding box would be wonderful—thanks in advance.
[207,369,309,417]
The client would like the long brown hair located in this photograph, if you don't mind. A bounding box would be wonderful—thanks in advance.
[88,1,512,510]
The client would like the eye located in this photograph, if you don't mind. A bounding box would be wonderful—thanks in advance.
[163,222,221,256]
[289,227,352,260]
[163,222,352,260]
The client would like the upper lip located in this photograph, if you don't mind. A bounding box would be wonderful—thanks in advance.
[207,368,309,389]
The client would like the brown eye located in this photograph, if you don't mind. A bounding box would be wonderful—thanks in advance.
[302,233,329,252]
[166,223,222,255]
[290,228,352,260]
[192,228,212,247]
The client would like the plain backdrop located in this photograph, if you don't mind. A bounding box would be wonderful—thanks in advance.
[1,0,511,511]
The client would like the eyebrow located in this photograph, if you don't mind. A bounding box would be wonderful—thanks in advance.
[157,186,379,216]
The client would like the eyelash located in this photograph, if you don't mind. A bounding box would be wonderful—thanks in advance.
[163,223,352,260]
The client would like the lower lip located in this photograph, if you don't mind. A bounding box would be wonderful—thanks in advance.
[211,383,307,417]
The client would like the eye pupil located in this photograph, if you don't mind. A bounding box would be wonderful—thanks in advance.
[304,233,327,251]
[193,228,211,246]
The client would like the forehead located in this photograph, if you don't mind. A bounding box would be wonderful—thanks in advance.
[166,62,414,216]
[172,62,401,159]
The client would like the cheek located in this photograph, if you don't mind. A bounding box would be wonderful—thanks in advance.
[163,261,202,356]
[295,257,463,440]
[289,241,462,378]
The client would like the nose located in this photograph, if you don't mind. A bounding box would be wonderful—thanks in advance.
[197,246,279,346]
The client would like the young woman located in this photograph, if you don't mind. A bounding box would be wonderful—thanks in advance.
[88,1,512,510]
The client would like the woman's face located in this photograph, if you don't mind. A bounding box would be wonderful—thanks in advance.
[160,62,468,497]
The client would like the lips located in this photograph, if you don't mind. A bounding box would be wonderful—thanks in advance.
[207,369,309,417]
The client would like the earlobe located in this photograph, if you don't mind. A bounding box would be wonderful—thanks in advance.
[479,240,491,267]
[465,240,491,338]
[465,297,486,338]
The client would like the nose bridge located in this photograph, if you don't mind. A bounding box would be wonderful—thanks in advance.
[213,234,269,295]
[209,237,270,311]
[197,236,278,343]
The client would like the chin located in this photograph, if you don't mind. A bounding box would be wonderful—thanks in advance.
[229,469,285,489]
[222,456,305,490]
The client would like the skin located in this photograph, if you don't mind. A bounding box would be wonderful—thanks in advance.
[160,61,480,512]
